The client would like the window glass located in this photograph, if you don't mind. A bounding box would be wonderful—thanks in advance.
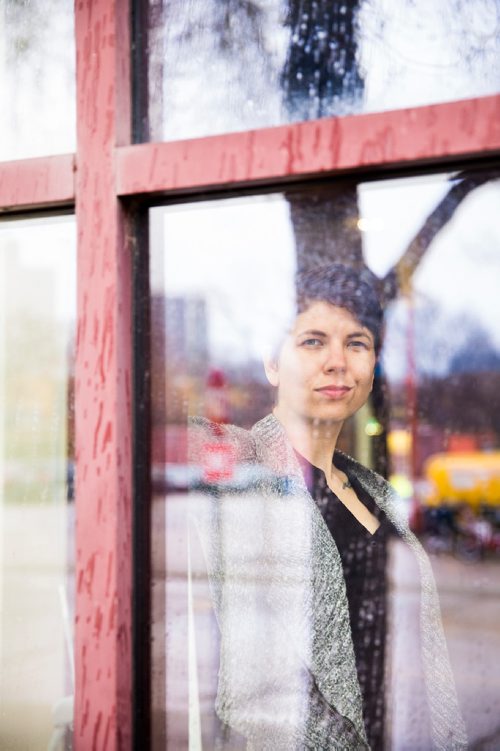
[143,0,500,142]
[149,172,500,749]
[0,217,76,749]
[0,0,76,160]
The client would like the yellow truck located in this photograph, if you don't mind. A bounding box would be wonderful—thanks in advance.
[423,451,500,509]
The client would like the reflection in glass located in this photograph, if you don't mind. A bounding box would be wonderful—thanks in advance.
[0,218,76,748]
[144,0,500,142]
[150,173,500,748]
[0,1,76,160]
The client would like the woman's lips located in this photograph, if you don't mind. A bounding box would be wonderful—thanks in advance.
[315,385,353,399]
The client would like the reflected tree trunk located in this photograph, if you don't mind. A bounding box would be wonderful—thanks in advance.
[287,183,364,272]
[280,2,495,474]
[281,1,384,466]
[282,0,363,121]
[283,0,365,274]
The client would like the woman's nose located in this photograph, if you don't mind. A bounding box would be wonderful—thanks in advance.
[323,342,347,371]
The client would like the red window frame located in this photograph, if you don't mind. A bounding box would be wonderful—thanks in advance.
[0,1,499,749]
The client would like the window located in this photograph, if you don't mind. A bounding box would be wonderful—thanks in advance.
[0,0,76,160]
[143,0,500,141]
[0,1,499,749]
[148,171,500,749]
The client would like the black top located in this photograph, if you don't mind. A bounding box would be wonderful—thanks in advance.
[297,451,398,751]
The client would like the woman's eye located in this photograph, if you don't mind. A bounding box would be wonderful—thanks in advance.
[300,338,323,347]
[348,340,369,349]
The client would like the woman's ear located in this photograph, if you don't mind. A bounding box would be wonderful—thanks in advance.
[263,357,280,388]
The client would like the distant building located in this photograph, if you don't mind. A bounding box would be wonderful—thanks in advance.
[151,294,208,375]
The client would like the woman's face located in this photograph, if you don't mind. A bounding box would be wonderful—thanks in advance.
[265,301,377,425]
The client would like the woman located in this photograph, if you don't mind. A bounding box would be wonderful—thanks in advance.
[190,265,467,750]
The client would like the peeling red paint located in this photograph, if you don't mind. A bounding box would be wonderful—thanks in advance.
[116,94,500,197]
[93,402,104,459]
[103,716,112,750]
[108,598,117,634]
[83,553,96,595]
[82,698,90,734]
[105,552,113,598]
[0,153,75,211]
[74,1,132,750]
[93,606,104,638]
[93,315,100,348]
[92,711,103,750]
[102,421,113,453]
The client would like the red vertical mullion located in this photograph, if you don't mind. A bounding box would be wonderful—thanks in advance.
[74,1,132,750]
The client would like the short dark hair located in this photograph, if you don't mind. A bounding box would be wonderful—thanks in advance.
[295,263,384,355]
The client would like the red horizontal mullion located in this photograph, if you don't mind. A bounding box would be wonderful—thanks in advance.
[1,94,498,214]
[0,154,75,211]
[116,94,500,197]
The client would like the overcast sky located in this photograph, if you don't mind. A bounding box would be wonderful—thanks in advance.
[151,172,500,381]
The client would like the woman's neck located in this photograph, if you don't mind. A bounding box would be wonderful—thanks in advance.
[272,406,342,477]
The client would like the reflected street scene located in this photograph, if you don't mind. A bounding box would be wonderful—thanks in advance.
[150,172,500,749]
[0,218,76,749]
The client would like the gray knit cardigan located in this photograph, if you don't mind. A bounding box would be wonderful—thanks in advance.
[189,414,468,750]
